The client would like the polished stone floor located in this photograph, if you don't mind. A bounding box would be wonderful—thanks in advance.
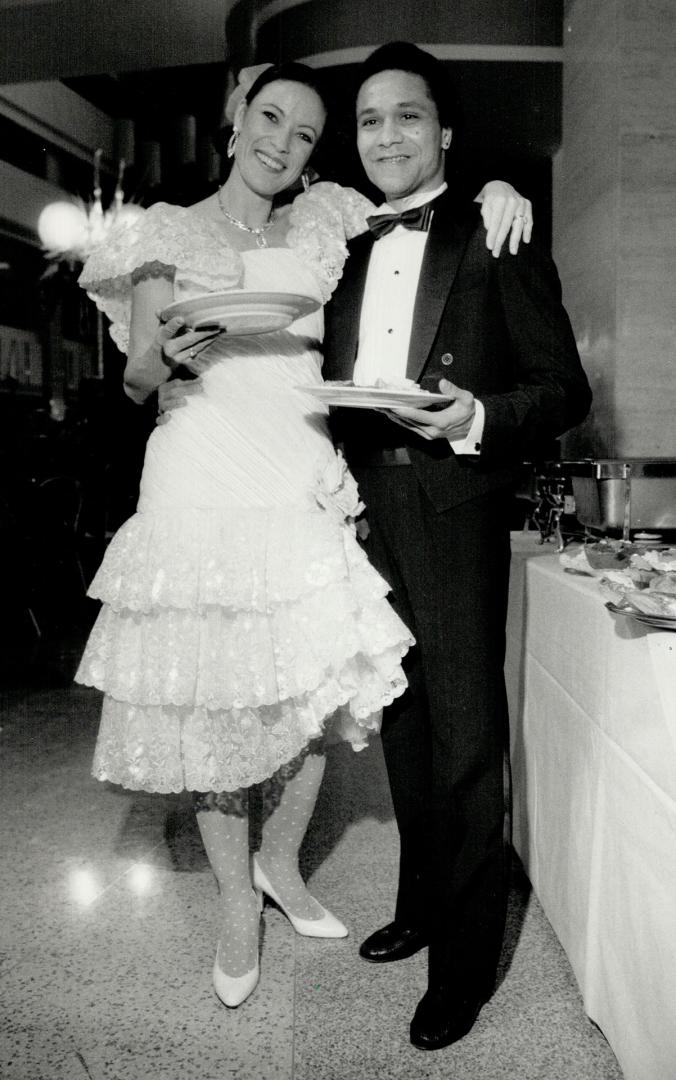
[1,634,624,1080]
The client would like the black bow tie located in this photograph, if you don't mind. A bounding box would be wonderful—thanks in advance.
[366,202,434,240]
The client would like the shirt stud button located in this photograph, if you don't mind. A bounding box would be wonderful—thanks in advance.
[387,328,393,334]
[441,352,454,366]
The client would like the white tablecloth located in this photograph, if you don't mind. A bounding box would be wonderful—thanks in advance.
[506,541,676,1080]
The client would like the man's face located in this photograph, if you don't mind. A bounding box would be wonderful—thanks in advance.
[356,69,451,202]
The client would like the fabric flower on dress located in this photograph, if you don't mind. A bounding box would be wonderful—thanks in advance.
[224,63,274,123]
[315,451,365,526]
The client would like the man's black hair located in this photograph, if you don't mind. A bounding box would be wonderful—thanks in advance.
[356,41,458,130]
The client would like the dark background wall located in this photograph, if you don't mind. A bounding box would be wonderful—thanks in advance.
[227,0,563,243]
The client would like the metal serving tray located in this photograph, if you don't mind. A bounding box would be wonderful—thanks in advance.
[568,459,676,536]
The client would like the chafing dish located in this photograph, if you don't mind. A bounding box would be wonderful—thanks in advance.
[567,459,676,538]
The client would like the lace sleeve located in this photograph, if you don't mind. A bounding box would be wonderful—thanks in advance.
[287,182,375,301]
[78,202,243,353]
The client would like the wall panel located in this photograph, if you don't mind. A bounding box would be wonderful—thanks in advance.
[555,0,676,460]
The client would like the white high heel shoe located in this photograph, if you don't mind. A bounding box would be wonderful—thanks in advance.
[212,890,263,1008]
[252,856,348,939]
[212,946,259,1008]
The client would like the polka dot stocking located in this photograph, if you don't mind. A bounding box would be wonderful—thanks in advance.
[195,793,259,978]
[257,747,326,921]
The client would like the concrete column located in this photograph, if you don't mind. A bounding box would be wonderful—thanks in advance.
[554,1,676,458]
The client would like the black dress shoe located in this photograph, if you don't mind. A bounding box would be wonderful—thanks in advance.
[359,921,428,963]
[410,987,486,1051]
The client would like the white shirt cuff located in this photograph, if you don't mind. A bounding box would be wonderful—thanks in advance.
[448,399,485,455]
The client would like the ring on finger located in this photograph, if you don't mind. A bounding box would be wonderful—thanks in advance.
[189,347,196,360]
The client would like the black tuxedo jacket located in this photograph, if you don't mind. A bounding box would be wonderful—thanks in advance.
[323,190,592,512]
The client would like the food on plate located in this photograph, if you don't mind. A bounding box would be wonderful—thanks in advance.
[601,566,654,588]
[599,569,676,617]
[648,572,676,596]
[622,589,676,617]
[640,547,676,573]
[561,539,676,619]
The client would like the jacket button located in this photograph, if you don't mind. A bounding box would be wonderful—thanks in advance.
[441,352,454,366]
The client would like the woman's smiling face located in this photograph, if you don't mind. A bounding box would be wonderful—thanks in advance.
[233,79,326,197]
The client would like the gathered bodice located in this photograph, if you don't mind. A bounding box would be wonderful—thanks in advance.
[76,186,376,510]
[139,246,335,512]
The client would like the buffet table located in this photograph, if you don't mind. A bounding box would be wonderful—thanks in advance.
[506,539,676,1080]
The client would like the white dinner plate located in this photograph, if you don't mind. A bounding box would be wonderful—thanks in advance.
[160,291,321,335]
[296,384,455,410]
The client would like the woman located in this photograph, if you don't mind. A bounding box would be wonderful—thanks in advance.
[77,61,532,1009]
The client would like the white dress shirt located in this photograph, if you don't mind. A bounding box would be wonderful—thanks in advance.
[354,182,484,455]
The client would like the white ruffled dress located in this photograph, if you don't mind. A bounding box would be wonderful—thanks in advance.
[76,183,414,793]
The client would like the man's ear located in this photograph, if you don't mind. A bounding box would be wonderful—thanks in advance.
[441,128,453,151]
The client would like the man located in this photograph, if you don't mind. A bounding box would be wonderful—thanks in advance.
[322,42,592,1051]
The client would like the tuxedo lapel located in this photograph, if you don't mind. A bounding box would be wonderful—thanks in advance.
[326,232,374,382]
[406,193,472,382]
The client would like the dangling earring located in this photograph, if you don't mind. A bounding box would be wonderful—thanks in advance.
[301,170,310,193]
[227,129,239,159]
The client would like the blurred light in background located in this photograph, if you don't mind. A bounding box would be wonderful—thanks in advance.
[37,149,143,265]
[127,863,155,896]
[69,868,101,907]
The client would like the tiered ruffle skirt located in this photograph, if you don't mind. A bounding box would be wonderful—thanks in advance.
[76,504,413,792]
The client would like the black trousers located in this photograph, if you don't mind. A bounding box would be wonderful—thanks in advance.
[354,464,512,998]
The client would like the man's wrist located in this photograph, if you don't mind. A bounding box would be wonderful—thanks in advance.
[443,405,476,440]
[448,400,484,454]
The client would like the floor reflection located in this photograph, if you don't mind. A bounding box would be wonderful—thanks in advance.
[0,636,624,1080]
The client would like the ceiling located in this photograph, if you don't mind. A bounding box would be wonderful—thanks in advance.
[1,0,562,144]
[1,0,563,232]
[0,0,235,187]
[61,66,230,143]
[0,0,232,83]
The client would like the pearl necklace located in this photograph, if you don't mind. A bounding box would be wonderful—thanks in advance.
[217,186,275,248]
